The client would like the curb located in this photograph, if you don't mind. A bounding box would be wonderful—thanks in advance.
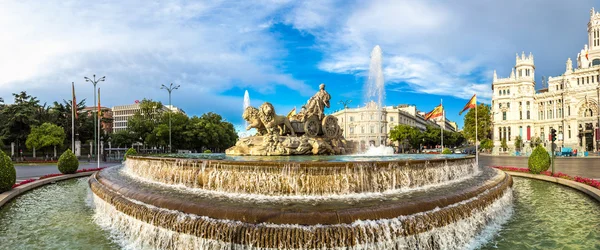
[504,171,600,202]
[0,171,97,208]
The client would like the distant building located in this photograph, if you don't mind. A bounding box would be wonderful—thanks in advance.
[331,101,457,151]
[82,106,112,133]
[112,103,141,133]
[112,102,184,133]
[491,7,600,154]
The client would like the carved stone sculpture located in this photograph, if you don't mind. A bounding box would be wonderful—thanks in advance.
[243,106,267,135]
[259,102,295,136]
[226,83,352,156]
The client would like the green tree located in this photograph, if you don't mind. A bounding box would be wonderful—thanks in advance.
[0,92,43,154]
[127,99,164,146]
[26,123,66,154]
[153,112,190,150]
[530,136,542,148]
[110,130,136,148]
[514,135,523,152]
[390,124,414,153]
[57,149,79,174]
[528,145,551,174]
[50,99,95,148]
[500,138,508,151]
[186,112,238,152]
[480,138,493,152]
[462,103,492,143]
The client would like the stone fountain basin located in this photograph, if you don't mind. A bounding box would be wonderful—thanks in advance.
[90,165,510,226]
[124,156,479,196]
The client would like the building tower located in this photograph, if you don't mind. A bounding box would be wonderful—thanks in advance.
[589,8,600,50]
[491,52,536,154]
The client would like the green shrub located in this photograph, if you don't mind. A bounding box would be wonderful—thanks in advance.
[58,149,79,174]
[124,148,137,160]
[0,151,16,192]
[528,145,551,174]
[203,149,212,154]
[442,148,452,154]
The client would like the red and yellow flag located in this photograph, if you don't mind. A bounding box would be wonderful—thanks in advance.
[459,94,477,115]
[72,82,78,119]
[586,49,589,60]
[425,104,444,120]
[97,88,101,117]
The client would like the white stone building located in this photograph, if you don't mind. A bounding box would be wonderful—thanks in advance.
[491,8,600,154]
[331,102,457,151]
[112,102,185,133]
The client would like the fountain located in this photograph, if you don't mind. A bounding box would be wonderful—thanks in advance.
[238,90,255,138]
[88,80,514,249]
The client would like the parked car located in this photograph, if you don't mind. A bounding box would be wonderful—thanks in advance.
[462,146,476,155]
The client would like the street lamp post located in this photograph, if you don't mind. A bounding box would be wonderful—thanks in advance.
[161,83,180,153]
[338,100,352,138]
[84,74,105,158]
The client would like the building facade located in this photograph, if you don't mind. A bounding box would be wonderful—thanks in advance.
[491,7,600,154]
[331,101,457,151]
[112,102,185,133]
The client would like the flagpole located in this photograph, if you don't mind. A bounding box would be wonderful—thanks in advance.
[475,99,479,166]
[71,82,75,153]
[97,88,101,169]
[441,99,444,151]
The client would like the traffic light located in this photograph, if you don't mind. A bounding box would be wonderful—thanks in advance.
[550,129,557,142]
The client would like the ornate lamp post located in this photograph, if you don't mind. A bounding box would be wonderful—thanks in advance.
[338,100,352,138]
[84,74,105,157]
[161,83,180,153]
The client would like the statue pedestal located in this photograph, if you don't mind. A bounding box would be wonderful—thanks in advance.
[226,135,353,156]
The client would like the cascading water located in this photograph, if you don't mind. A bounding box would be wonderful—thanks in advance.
[90,155,514,249]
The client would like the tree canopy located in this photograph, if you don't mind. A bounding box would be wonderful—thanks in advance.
[26,123,66,152]
[462,103,491,142]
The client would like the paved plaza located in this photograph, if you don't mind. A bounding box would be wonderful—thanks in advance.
[479,154,600,179]
[15,162,118,182]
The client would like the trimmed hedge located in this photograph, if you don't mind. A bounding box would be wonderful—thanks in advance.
[124,148,137,160]
[528,145,551,174]
[58,149,79,174]
[441,148,452,154]
[203,149,212,154]
[0,151,16,192]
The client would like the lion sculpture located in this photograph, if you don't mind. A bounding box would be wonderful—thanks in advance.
[258,102,296,136]
[242,106,267,135]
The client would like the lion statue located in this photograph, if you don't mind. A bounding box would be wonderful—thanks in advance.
[242,106,267,135]
[258,102,296,136]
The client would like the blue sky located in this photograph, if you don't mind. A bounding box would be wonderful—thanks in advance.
[0,0,597,130]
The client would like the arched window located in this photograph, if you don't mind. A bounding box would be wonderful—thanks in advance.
[586,108,593,117]
[593,59,600,66]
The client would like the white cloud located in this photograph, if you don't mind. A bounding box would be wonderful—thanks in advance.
[0,0,312,119]
[284,0,598,103]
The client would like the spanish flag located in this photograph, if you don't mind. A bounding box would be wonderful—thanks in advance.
[72,82,78,119]
[459,94,477,115]
[586,49,589,60]
[286,107,296,118]
[425,104,443,120]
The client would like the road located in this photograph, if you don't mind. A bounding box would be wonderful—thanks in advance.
[13,155,600,181]
[15,162,119,181]
[479,154,600,179]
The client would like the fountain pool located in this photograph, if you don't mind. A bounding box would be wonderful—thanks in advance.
[1,176,599,249]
